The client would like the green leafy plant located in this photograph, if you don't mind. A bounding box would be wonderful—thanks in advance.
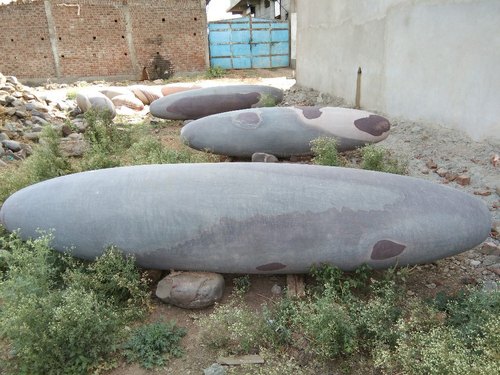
[80,109,134,170]
[310,137,340,166]
[361,145,407,174]
[206,66,226,79]
[233,275,251,296]
[123,321,186,369]
[0,126,73,204]
[294,290,358,359]
[198,299,266,354]
[0,233,149,374]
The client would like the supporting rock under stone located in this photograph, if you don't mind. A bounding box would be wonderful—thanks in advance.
[155,271,224,309]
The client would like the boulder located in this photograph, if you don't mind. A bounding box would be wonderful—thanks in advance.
[76,91,116,118]
[251,152,278,163]
[1,140,21,152]
[156,271,224,309]
[111,94,144,111]
[130,85,162,105]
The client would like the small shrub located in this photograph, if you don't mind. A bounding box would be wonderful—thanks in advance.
[257,93,279,107]
[206,66,226,79]
[198,299,265,354]
[0,126,73,204]
[262,297,299,347]
[64,246,150,318]
[433,288,500,351]
[0,234,149,374]
[128,136,201,165]
[294,289,358,359]
[361,145,406,174]
[80,109,133,170]
[28,126,73,180]
[123,321,186,369]
[233,275,251,296]
[354,280,404,351]
[310,137,340,166]
[374,288,500,375]
[309,263,371,297]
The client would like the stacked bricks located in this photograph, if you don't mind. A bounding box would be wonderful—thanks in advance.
[0,0,208,81]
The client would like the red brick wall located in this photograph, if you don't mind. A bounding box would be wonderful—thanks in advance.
[0,1,57,78]
[0,0,208,80]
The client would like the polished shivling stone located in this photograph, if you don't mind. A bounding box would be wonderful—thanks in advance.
[0,163,491,273]
[150,85,284,120]
[181,106,391,157]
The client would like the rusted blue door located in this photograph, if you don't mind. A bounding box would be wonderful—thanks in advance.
[208,16,289,69]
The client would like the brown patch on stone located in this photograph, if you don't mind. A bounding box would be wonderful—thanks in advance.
[167,92,260,119]
[256,262,287,272]
[354,115,390,136]
[371,240,406,260]
[236,112,261,127]
[295,106,323,119]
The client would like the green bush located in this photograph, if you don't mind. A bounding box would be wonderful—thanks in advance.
[293,288,358,359]
[233,275,251,296]
[374,289,500,375]
[262,297,297,347]
[0,126,73,204]
[63,246,150,319]
[0,233,149,374]
[206,66,226,79]
[310,137,340,166]
[433,289,500,351]
[128,136,202,165]
[80,109,134,170]
[198,299,266,354]
[123,321,186,369]
[361,145,407,174]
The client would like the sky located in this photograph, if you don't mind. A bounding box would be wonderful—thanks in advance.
[206,0,240,22]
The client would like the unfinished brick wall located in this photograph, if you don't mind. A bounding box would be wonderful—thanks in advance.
[0,0,208,81]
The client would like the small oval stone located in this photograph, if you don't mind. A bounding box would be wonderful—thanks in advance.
[156,271,224,309]
[1,140,21,152]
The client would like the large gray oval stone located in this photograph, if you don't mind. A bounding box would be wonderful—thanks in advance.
[155,272,224,309]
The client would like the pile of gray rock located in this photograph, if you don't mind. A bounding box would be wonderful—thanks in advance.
[0,72,80,166]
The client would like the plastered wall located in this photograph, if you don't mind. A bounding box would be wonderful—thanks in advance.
[296,0,500,141]
[0,0,208,81]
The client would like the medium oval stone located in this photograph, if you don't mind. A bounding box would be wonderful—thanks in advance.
[181,107,391,157]
[155,272,225,309]
[1,140,21,152]
[150,85,284,120]
[76,91,116,118]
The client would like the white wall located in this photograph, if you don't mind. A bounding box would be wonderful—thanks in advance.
[296,0,500,141]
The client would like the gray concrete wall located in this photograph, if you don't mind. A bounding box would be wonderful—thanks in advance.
[296,0,500,141]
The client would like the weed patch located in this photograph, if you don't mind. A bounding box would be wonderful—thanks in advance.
[123,321,186,369]
[361,145,407,174]
[311,137,340,166]
[0,126,73,204]
[206,66,226,79]
[0,233,149,375]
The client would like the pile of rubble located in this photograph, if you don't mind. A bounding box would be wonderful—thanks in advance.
[0,72,82,166]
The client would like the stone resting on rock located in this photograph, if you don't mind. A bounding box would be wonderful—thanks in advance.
[181,106,391,157]
[0,163,491,274]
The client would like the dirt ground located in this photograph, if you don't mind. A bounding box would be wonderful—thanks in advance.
[36,68,499,374]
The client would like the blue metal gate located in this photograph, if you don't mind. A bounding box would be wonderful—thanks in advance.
[208,16,289,69]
